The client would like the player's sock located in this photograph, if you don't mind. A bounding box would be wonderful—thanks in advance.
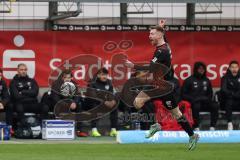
[177,116,199,150]
[177,115,194,137]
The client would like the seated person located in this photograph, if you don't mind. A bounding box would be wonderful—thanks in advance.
[9,63,49,122]
[0,69,13,127]
[220,60,240,130]
[43,69,78,111]
[42,69,89,137]
[87,68,117,137]
[181,62,218,131]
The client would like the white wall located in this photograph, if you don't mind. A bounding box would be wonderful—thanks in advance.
[0,2,240,30]
[1,2,240,19]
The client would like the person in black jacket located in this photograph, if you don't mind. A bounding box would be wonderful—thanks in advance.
[220,60,240,130]
[182,62,218,131]
[9,63,49,121]
[47,69,79,111]
[0,69,13,126]
[42,69,89,137]
[87,68,117,137]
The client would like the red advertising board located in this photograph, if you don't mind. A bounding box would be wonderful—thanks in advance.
[0,31,240,87]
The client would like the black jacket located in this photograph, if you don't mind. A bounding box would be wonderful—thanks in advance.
[9,75,39,103]
[88,78,113,93]
[0,79,10,106]
[85,78,114,108]
[221,70,240,99]
[50,79,64,104]
[181,63,213,103]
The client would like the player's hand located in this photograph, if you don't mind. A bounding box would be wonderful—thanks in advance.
[70,102,77,110]
[159,19,166,27]
[133,91,151,109]
[104,100,116,108]
[124,60,134,68]
[0,103,4,110]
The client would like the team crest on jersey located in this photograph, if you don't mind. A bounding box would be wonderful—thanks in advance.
[105,85,110,90]
[238,78,240,83]
[203,81,207,90]
[193,81,198,88]
[18,82,23,88]
[27,82,31,86]
[203,81,207,85]
[27,82,32,89]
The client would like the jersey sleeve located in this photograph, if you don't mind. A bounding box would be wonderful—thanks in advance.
[151,49,171,67]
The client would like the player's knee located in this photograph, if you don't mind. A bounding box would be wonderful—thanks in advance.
[173,112,182,120]
[170,108,182,119]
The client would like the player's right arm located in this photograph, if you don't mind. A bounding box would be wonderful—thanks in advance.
[126,49,170,73]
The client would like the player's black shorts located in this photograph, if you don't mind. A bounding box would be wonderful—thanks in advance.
[152,91,178,110]
[160,91,178,110]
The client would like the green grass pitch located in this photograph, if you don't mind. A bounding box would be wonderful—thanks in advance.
[0,142,239,160]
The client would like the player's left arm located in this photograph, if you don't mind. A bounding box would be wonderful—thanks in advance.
[133,64,150,71]
[159,19,168,43]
